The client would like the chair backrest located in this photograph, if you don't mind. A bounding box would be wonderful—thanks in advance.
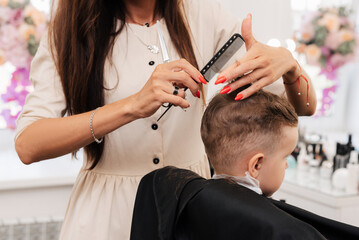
[130,166,206,240]
[131,166,359,240]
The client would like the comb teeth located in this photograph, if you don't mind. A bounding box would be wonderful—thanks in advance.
[200,34,240,77]
[157,33,244,121]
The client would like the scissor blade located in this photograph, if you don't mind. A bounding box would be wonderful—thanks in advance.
[157,20,170,63]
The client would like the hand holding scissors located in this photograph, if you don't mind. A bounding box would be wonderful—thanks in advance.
[128,21,204,119]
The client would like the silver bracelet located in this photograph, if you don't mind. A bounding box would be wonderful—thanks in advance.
[90,107,103,144]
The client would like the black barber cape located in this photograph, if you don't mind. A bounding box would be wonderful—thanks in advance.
[130,166,359,240]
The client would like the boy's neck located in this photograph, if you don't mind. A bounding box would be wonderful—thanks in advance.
[215,165,249,178]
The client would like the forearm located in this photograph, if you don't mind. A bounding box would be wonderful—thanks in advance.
[283,62,317,116]
[15,97,137,164]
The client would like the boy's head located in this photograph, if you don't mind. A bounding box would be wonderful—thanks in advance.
[201,87,298,196]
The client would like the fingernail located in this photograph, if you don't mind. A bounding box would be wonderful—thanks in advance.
[199,75,207,84]
[215,76,227,85]
[196,91,201,98]
[235,94,243,101]
[220,86,231,94]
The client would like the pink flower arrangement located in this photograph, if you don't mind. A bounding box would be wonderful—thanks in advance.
[295,7,357,117]
[0,1,48,129]
[296,7,357,80]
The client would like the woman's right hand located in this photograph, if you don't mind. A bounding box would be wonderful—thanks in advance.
[129,58,207,119]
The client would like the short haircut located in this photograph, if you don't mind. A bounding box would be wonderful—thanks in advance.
[201,86,298,173]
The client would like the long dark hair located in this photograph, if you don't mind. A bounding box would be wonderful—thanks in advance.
[49,0,199,169]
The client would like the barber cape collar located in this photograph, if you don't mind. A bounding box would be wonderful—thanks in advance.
[212,172,262,195]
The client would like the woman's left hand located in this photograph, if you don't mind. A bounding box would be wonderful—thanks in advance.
[216,14,299,101]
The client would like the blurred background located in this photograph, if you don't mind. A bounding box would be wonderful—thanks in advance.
[1,0,359,239]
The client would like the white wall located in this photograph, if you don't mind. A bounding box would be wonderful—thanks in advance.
[346,64,359,134]
[220,0,293,43]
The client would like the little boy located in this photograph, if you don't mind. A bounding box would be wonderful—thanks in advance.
[201,87,298,196]
[132,87,359,240]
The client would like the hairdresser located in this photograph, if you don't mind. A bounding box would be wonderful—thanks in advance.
[15,0,316,239]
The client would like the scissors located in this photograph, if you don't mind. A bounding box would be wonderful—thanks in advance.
[156,20,177,110]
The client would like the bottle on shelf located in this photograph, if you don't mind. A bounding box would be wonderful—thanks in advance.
[347,134,355,152]
[309,154,320,186]
[333,143,349,172]
[345,134,355,166]
[346,151,359,195]
[320,160,333,179]
[296,143,309,172]
[320,138,335,179]
[332,143,350,191]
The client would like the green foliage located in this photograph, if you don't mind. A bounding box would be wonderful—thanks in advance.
[314,26,328,47]
[337,40,356,55]
[27,34,39,56]
[7,0,30,9]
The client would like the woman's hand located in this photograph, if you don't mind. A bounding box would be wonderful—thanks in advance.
[216,14,299,100]
[129,58,206,119]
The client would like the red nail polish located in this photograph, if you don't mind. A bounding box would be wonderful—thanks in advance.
[196,91,201,98]
[220,86,231,94]
[215,76,227,85]
[235,94,243,101]
[199,75,207,84]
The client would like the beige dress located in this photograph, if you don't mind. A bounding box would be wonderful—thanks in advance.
[15,0,284,239]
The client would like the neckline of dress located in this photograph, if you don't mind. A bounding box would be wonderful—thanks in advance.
[125,18,165,31]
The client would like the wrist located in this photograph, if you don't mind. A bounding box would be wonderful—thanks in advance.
[111,96,140,124]
[283,58,301,84]
[123,95,141,121]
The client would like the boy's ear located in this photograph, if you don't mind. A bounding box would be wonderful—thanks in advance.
[248,153,264,179]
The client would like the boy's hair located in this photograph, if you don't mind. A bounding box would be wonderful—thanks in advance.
[201,86,298,173]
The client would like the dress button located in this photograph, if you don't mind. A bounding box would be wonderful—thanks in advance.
[149,61,155,66]
[153,158,160,164]
[151,124,158,130]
